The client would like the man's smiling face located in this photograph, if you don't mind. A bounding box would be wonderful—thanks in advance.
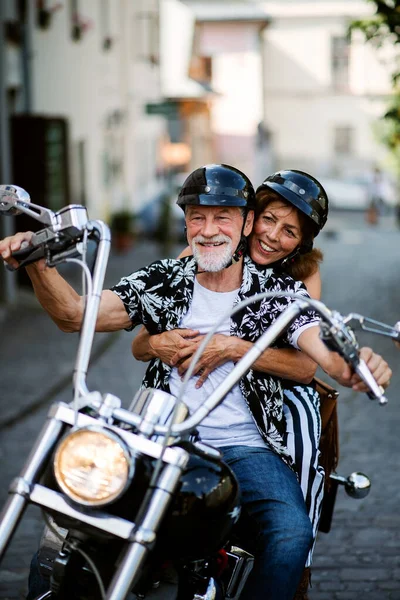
[185,205,245,272]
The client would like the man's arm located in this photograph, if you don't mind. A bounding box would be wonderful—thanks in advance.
[1,232,131,332]
[29,264,131,332]
[205,336,317,384]
[297,326,392,390]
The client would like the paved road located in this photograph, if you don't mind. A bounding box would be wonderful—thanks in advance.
[0,211,400,599]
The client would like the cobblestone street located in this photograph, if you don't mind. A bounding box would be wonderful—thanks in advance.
[1,212,400,599]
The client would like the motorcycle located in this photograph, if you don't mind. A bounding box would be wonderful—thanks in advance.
[0,184,397,600]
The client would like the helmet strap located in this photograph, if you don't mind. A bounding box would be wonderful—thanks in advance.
[229,213,249,267]
[299,238,314,254]
[275,238,313,269]
[231,235,248,265]
[279,247,300,268]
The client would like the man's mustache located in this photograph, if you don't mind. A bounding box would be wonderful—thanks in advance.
[192,235,231,245]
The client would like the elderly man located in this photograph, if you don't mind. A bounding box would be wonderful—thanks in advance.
[0,164,391,600]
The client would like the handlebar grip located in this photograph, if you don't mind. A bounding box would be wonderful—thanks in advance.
[6,245,46,271]
[355,359,388,406]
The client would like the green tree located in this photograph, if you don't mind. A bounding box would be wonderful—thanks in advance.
[351,1,400,173]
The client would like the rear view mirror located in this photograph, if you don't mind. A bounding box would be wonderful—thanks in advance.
[0,185,31,216]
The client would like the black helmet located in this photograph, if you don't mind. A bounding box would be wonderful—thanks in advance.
[256,169,328,235]
[177,164,256,211]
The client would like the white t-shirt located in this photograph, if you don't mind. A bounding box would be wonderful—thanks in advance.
[169,278,265,448]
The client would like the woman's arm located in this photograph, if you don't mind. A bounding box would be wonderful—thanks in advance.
[302,268,321,300]
[132,265,321,386]
[174,267,323,386]
[173,334,317,387]
[132,326,200,365]
[132,326,316,385]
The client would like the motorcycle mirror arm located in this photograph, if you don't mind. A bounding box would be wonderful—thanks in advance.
[0,196,57,227]
[343,313,400,341]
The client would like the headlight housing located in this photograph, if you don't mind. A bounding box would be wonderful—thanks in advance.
[53,427,133,506]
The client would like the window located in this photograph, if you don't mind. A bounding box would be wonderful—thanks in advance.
[331,35,350,91]
[69,0,91,42]
[99,0,112,51]
[334,126,353,155]
[135,8,160,65]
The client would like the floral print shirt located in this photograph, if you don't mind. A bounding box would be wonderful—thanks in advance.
[111,255,319,466]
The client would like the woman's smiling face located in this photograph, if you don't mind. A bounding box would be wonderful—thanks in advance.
[249,199,303,265]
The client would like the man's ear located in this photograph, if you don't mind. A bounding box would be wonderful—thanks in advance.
[244,210,254,236]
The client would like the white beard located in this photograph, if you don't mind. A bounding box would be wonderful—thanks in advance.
[192,234,233,272]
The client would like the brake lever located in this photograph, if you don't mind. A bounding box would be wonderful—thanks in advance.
[320,312,388,406]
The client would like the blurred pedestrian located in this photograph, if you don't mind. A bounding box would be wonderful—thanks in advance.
[366,167,385,225]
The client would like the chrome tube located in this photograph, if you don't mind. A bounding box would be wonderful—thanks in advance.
[72,220,111,400]
[0,494,29,560]
[0,416,63,558]
[106,456,188,600]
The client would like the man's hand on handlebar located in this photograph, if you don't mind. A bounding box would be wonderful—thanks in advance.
[0,231,48,272]
[1,232,36,270]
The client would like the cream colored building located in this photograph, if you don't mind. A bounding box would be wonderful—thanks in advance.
[261,0,394,182]
[184,0,395,196]
[185,2,271,184]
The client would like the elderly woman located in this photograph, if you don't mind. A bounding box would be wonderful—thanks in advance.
[132,169,329,597]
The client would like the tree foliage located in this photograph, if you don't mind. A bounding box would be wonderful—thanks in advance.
[351,1,400,170]
[351,1,400,80]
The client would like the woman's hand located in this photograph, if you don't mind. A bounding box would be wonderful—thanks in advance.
[149,329,201,366]
[132,327,200,364]
[349,347,392,392]
[174,334,237,388]
[328,346,392,392]
[393,321,400,350]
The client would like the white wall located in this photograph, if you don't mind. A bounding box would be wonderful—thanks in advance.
[261,0,394,179]
[196,20,265,182]
[30,0,166,220]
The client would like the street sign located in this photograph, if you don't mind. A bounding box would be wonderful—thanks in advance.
[145,101,178,117]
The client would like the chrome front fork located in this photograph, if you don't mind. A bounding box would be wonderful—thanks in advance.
[0,416,63,560]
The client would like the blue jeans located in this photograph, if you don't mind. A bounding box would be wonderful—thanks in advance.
[222,445,313,600]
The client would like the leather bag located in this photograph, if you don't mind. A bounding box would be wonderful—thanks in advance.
[314,376,339,488]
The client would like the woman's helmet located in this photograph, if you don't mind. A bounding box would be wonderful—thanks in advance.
[256,169,328,236]
[177,164,256,211]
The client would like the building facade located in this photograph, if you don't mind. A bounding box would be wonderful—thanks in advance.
[184,0,395,195]
[0,0,209,300]
[260,0,394,182]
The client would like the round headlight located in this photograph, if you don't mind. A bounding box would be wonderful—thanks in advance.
[54,427,132,506]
